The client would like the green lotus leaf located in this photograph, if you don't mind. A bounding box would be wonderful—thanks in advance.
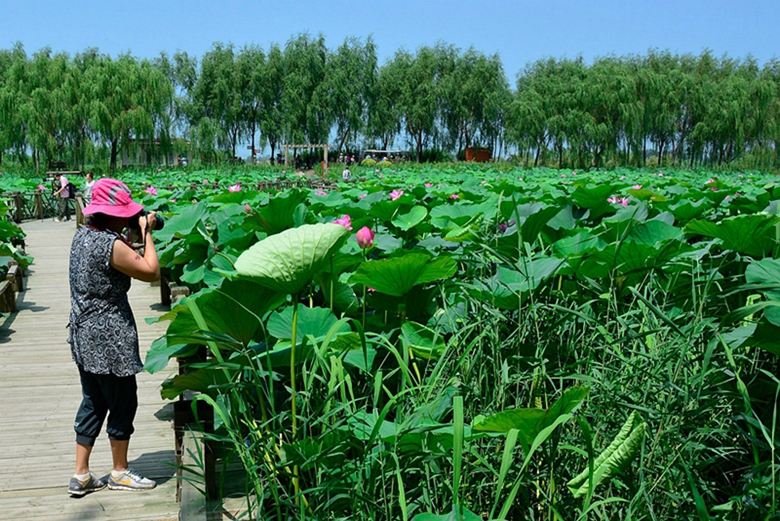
[267,306,350,342]
[350,252,457,297]
[235,223,349,294]
[745,258,780,325]
[685,213,779,257]
[392,205,428,231]
[144,279,285,373]
[401,321,446,360]
[412,506,482,521]
[248,190,307,234]
[472,386,588,447]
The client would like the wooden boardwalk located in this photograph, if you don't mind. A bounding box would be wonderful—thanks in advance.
[0,220,180,520]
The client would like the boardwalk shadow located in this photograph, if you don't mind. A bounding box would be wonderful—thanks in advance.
[154,401,175,422]
[127,450,176,484]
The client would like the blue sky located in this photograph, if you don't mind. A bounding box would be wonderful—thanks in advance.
[2,0,779,83]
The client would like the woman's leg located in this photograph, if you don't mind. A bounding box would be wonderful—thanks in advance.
[74,368,109,474]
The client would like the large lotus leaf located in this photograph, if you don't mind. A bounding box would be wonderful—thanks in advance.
[604,202,648,224]
[547,205,588,231]
[473,386,588,447]
[551,232,605,258]
[685,214,779,257]
[668,199,710,222]
[430,199,498,230]
[154,201,209,243]
[628,220,684,246]
[503,202,562,245]
[267,305,350,342]
[503,257,565,292]
[401,321,446,360]
[235,223,349,294]
[350,252,457,297]
[160,366,232,399]
[412,506,482,521]
[143,336,198,374]
[249,190,306,234]
[144,279,285,373]
[572,184,614,219]
[745,258,780,326]
[469,276,521,310]
[392,205,428,231]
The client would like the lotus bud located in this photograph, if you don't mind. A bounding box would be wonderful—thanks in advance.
[356,226,375,249]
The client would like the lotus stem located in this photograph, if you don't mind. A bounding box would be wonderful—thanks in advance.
[290,297,300,502]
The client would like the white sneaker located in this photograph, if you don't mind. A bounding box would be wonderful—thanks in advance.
[54,218,61,222]
[107,468,156,491]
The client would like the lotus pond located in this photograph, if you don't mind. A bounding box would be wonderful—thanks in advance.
[13,164,780,519]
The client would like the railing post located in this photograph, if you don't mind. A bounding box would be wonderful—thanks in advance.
[12,192,22,223]
[34,190,44,220]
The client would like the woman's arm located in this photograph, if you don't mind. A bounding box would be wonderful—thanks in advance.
[109,213,160,282]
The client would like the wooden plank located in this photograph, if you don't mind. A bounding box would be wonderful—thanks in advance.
[0,220,180,520]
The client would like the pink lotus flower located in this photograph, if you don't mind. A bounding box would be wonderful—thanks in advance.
[203,179,209,184]
[619,175,626,180]
[37,184,46,191]
[358,193,367,199]
[706,178,715,184]
[356,226,375,249]
[244,204,251,213]
[632,185,642,190]
[608,196,630,207]
[425,183,433,188]
[561,174,567,178]
[332,215,352,231]
[449,193,460,199]
[375,169,380,173]
[144,186,158,196]
[316,189,327,196]
[658,173,664,177]
[367,287,376,293]
[171,198,178,203]
[518,177,523,182]
[572,171,577,176]
[157,168,162,172]
[379,173,384,179]
[739,174,744,179]
[390,189,404,201]
[228,184,242,192]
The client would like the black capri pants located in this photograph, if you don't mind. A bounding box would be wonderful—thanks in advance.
[74,367,138,446]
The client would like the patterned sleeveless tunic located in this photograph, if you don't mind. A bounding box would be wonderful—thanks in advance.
[68,226,143,376]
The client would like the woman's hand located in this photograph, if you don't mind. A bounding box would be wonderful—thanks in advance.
[138,212,157,235]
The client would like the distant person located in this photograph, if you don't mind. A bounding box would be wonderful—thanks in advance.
[83,172,95,203]
[53,172,72,222]
[342,167,351,182]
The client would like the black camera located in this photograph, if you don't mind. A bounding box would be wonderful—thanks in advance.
[129,210,165,231]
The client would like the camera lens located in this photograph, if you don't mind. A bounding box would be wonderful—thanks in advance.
[153,215,165,231]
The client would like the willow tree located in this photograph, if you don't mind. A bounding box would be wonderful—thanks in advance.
[321,36,377,154]
[237,45,266,160]
[88,54,172,171]
[440,48,509,155]
[281,33,328,149]
[261,44,284,163]
[193,43,242,158]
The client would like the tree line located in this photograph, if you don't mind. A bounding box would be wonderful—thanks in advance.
[0,35,778,171]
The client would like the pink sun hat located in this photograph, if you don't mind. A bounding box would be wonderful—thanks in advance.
[82,178,144,218]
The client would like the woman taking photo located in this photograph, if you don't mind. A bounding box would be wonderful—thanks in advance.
[67,178,160,496]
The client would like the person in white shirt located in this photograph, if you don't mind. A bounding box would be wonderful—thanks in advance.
[83,172,96,203]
